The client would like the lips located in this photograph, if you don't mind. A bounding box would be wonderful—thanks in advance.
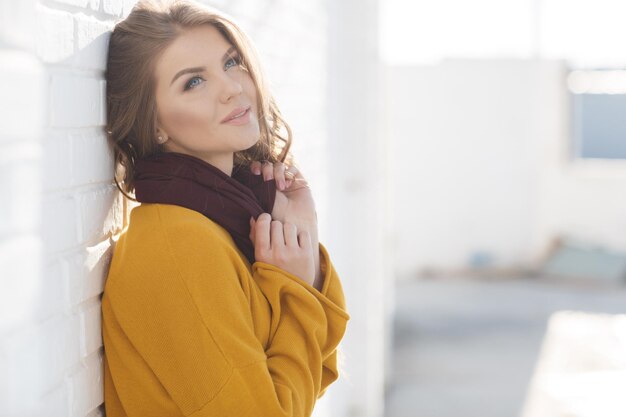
[221,105,251,123]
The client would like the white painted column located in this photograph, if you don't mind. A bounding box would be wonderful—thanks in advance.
[326,0,392,416]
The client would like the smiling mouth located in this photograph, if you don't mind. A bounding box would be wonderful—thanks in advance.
[223,106,251,123]
[229,108,248,120]
[222,107,254,126]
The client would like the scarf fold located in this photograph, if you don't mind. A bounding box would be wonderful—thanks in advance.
[133,151,276,264]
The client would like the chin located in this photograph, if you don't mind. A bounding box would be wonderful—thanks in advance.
[244,132,261,149]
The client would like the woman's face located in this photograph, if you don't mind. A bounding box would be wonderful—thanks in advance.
[153,24,260,175]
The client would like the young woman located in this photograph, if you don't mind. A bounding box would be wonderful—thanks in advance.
[101,0,350,416]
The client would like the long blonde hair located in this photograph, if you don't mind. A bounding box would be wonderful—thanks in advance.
[105,0,294,201]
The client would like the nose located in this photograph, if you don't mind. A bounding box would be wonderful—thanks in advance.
[219,71,243,103]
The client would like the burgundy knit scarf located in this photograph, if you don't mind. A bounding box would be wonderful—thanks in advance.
[133,151,276,264]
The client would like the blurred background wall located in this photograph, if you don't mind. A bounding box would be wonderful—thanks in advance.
[381,1,626,417]
[382,0,626,279]
[386,59,564,277]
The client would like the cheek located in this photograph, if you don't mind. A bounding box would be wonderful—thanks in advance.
[240,74,257,102]
[165,101,216,134]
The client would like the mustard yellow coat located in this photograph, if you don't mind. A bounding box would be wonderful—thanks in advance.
[101,203,350,416]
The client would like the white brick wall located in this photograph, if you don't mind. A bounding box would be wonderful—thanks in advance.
[1,0,383,416]
[18,0,124,415]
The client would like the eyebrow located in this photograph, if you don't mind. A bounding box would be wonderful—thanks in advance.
[169,46,237,86]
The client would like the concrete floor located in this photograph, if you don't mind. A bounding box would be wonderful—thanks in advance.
[384,276,626,417]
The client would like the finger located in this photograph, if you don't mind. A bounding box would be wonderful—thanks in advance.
[288,165,309,189]
[289,164,305,181]
[254,213,271,252]
[250,161,262,175]
[249,216,256,242]
[298,230,311,251]
[284,165,298,187]
[283,222,298,247]
[274,162,286,191]
[270,220,285,249]
[282,182,311,193]
[284,166,297,179]
[261,161,274,181]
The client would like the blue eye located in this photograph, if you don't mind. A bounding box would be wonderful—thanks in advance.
[183,56,242,92]
[184,75,204,91]
[225,55,241,70]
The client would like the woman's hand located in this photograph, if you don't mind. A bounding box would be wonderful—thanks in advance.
[249,160,317,224]
[249,213,315,288]
[250,161,323,290]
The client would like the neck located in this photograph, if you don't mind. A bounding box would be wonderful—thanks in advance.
[199,152,234,177]
[163,148,234,176]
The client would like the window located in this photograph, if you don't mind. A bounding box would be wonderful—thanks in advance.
[568,70,626,160]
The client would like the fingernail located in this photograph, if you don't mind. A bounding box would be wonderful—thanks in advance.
[278,180,285,190]
[253,167,261,175]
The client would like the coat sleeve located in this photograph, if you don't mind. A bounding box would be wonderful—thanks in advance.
[316,242,349,399]
[102,218,350,417]
[250,241,351,409]
[257,241,350,399]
